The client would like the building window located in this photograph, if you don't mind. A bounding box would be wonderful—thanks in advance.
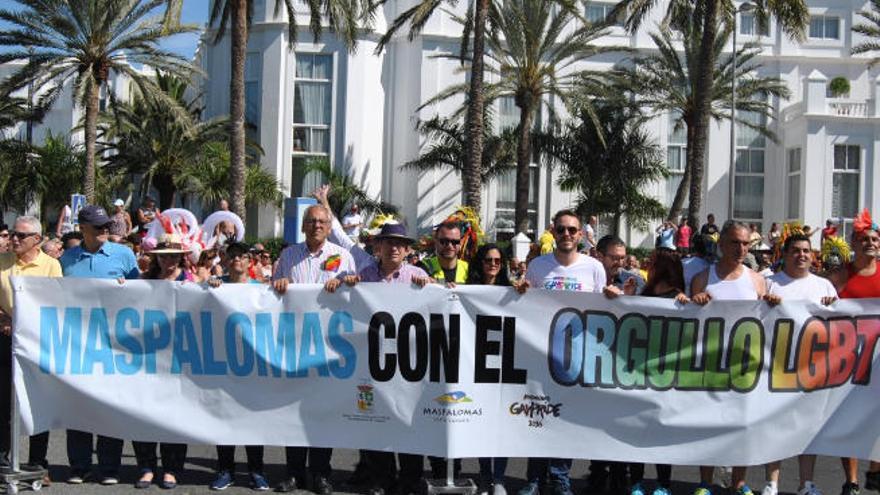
[832,144,860,218]
[786,148,801,219]
[293,53,333,196]
[734,109,766,220]
[585,2,622,26]
[495,96,539,236]
[665,112,687,206]
[809,15,840,40]
[245,53,262,133]
[740,13,769,36]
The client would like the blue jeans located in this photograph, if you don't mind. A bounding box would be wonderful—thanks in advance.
[479,458,509,481]
[525,458,572,489]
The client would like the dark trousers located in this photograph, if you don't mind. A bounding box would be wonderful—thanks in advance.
[0,334,50,469]
[66,429,124,476]
[216,445,264,474]
[132,441,187,475]
[27,432,50,468]
[629,463,672,486]
[284,447,332,478]
[398,455,460,483]
[365,451,397,488]
[525,458,573,488]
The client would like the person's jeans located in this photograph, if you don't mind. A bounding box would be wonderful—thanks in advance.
[524,458,572,489]
[216,445,264,474]
[284,447,332,479]
[66,430,123,476]
[479,458,509,481]
[132,441,187,475]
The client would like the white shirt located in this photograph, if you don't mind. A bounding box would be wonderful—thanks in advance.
[526,253,606,293]
[341,212,363,237]
[582,224,595,250]
[273,240,356,284]
[767,271,837,302]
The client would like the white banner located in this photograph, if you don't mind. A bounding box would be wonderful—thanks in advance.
[11,277,880,464]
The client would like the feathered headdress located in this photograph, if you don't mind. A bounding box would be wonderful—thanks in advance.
[821,235,852,268]
[773,222,805,263]
[853,208,879,234]
[438,206,484,262]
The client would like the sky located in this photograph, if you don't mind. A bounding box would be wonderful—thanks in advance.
[0,0,208,60]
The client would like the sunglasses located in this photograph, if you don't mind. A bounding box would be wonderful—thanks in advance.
[483,257,502,265]
[555,226,579,236]
[437,238,461,246]
[10,231,38,240]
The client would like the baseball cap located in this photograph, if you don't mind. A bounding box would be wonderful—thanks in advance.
[113,199,124,207]
[78,205,112,227]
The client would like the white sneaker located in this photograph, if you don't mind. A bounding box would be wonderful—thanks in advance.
[798,482,822,495]
[762,483,778,495]
[494,483,507,495]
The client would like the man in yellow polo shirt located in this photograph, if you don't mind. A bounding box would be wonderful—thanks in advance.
[0,216,61,484]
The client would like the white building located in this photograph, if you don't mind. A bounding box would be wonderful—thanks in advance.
[196,0,880,245]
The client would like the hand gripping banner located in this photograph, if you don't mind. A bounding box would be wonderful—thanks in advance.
[10,277,880,464]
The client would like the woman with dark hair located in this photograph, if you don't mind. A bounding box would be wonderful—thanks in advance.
[469,243,510,495]
[133,236,191,488]
[628,249,687,495]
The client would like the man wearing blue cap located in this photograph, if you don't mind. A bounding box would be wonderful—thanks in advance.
[59,205,139,485]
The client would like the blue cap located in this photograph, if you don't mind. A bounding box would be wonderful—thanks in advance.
[78,205,112,227]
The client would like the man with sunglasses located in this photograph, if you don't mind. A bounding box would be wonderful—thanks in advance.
[0,216,61,484]
[418,222,469,284]
[59,205,139,485]
[515,209,605,495]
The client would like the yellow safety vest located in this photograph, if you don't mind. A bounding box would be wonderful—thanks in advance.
[422,257,469,283]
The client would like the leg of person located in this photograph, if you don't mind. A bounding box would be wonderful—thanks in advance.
[654,465,673,495]
[518,458,548,495]
[276,447,307,492]
[95,435,124,484]
[348,450,371,487]
[731,466,751,494]
[212,445,235,490]
[609,462,628,495]
[397,454,425,495]
[693,466,715,495]
[867,461,880,492]
[0,336,11,471]
[26,432,49,469]
[797,455,819,495]
[245,445,269,491]
[841,458,860,495]
[308,447,334,494]
[493,458,509,495]
[763,461,781,495]
[365,451,396,494]
[586,460,611,494]
[66,429,94,482]
[428,456,461,479]
[132,441,157,488]
[548,458,573,495]
[629,463,646,495]
[159,443,186,488]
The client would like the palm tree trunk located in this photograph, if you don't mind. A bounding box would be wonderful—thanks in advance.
[155,174,177,210]
[229,0,248,218]
[514,99,535,235]
[668,124,694,220]
[686,0,720,228]
[462,0,490,211]
[83,82,100,203]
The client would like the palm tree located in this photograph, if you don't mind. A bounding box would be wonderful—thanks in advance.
[426,0,618,234]
[302,158,394,218]
[402,114,518,183]
[613,0,807,227]
[853,0,880,66]
[101,72,229,209]
[180,141,286,208]
[536,100,668,233]
[209,0,373,219]
[613,21,790,221]
[0,0,197,203]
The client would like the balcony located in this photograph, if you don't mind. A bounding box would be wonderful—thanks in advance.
[782,98,874,123]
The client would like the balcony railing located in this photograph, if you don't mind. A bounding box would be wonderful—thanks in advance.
[827,99,869,117]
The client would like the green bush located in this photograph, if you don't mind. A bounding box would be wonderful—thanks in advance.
[828,77,850,98]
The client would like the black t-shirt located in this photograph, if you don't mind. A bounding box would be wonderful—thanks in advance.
[700,223,718,236]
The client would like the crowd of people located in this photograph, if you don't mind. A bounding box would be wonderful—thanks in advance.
[0,189,877,495]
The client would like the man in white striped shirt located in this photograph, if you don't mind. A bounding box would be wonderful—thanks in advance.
[272,204,356,493]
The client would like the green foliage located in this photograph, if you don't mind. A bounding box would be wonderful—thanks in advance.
[535,100,668,231]
[828,77,851,97]
[179,142,285,209]
[853,0,880,66]
[302,158,395,219]
[403,114,517,182]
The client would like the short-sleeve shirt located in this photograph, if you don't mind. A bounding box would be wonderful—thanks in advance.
[676,225,692,248]
[359,263,428,284]
[767,272,837,302]
[0,251,63,314]
[341,213,363,237]
[525,253,606,293]
[273,241,356,284]
[60,242,139,280]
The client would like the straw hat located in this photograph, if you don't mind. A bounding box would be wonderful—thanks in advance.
[150,233,188,254]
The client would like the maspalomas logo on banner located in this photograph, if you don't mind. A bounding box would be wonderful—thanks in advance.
[342,381,390,423]
[509,394,562,428]
[423,391,482,422]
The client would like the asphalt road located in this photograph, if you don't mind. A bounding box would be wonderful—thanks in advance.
[0,433,872,495]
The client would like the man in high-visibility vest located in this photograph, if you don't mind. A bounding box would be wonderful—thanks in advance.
[417,221,469,284]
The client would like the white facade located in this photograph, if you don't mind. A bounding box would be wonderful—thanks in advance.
[195,0,880,245]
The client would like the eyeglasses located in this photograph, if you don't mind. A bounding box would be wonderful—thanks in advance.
[483,257,502,265]
[304,218,329,226]
[437,238,461,246]
[555,226,579,236]
[10,231,38,240]
[0,232,7,238]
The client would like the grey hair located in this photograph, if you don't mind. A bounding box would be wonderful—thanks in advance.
[14,216,42,234]
[720,220,749,239]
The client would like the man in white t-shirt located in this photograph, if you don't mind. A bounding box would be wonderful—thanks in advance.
[762,233,836,495]
[515,209,605,495]
[341,204,363,240]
